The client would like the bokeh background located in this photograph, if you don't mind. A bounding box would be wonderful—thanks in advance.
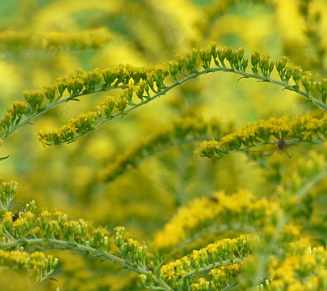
[0,0,327,290]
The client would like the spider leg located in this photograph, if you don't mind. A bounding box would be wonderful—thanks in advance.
[261,147,277,157]
[284,146,293,158]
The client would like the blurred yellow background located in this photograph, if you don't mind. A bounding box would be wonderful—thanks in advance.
[0,0,327,290]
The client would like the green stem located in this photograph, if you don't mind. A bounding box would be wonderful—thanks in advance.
[1,238,173,291]
[4,63,324,146]
[250,165,327,287]
[1,84,126,142]
[182,258,243,278]
[51,68,327,145]
[296,166,327,199]
[101,136,212,182]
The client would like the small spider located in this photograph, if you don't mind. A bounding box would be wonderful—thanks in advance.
[254,137,299,158]
[268,137,297,158]
[275,137,292,157]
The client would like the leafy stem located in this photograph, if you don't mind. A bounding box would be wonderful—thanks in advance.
[0,84,126,142]
[3,45,327,147]
[1,238,173,291]
[40,67,327,146]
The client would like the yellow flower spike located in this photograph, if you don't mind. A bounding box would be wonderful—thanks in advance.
[153,190,278,250]
[116,96,128,112]
[209,263,242,290]
[200,47,212,68]
[159,235,250,284]
[192,278,210,291]
[82,68,103,91]
[12,216,26,228]
[280,224,302,243]
[0,249,59,285]
[66,77,84,95]
[43,85,58,102]
[98,116,227,182]
[267,241,327,291]
[2,211,14,230]
[22,90,44,111]
[55,77,68,97]
[0,28,111,53]
[7,101,30,118]
[197,114,327,160]
[4,43,327,150]
[251,51,261,69]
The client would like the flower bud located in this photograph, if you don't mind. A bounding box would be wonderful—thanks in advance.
[200,48,211,67]
[23,90,44,111]
[217,48,226,65]
[169,60,179,78]
[292,66,303,85]
[116,96,127,111]
[209,41,218,59]
[43,85,58,102]
[276,56,289,72]
[56,77,68,96]
[102,68,118,86]
[251,51,261,67]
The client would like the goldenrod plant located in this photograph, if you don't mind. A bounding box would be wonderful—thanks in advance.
[2,0,327,290]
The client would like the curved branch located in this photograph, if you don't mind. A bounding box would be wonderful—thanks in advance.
[1,238,173,291]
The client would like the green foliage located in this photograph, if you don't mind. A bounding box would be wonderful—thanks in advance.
[2,1,327,291]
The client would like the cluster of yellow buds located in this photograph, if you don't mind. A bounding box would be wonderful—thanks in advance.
[153,190,280,250]
[251,51,274,77]
[0,179,18,215]
[0,193,113,256]
[198,42,248,72]
[0,179,158,289]
[89,228,110,252]
[0,28,111,53]
[209,263,243,290]
[4,43,327,146]
[35,64,171,146]
[38,111,98,146]
[271,146,327,229]
[196,114,327,160]
[0,249,58,285]
[265,240,327,291]
[0,101,30,133]
[275,55,327,99]
[114,227,148,268]
[192,278,210,291]
[159,235,250,290]
[22,90,44,112]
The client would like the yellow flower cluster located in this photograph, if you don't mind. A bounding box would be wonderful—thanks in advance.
[35,64,171,145]
[266,240,327,291]
[0,27,111,53]
[196,114,327,159]
[153,190,280,250]
[0,101,30,133]
[191,278,210,291]
[38,111,98,146]
[0,249,58,284]
[98,116,232,182]
[3,43,327,145]
[209,263,243,290]
[160,235,249,285]
[280,149,326,194]
[0,179,18,215]
[0,180,157,289]
[113,227,149,268]
[0,200,115,254]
